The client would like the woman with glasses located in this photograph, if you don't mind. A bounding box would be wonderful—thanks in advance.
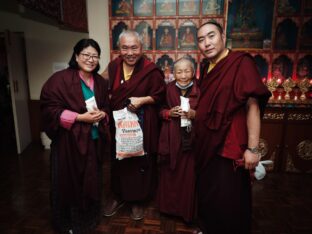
[40,38,110,234]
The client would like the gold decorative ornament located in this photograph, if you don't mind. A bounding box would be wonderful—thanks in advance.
[297,140,312,160]
[263,113,285,120]
[298,78,311,101]
[258,138,268,158]
[282,78,295,100]
[287,113,312,121]
[266,78,279,100]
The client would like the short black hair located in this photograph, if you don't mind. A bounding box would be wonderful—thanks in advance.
[68,38,101,74]
[197,20,224,35]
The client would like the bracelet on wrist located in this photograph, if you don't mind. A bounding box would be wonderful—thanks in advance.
[246,147,260,155]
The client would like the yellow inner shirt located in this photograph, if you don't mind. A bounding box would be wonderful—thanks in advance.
[123,65,134,81]
[207,49,229,73]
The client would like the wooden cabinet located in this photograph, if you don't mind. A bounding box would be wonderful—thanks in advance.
[261,105,312,172]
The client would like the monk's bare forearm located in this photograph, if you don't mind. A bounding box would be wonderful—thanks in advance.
[246,97,260,148]
[243,97,261,169]
[129,96,155,107]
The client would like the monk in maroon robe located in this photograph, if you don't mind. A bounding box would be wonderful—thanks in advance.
[195,22,271,233]
[102,30,165,220]
[157,57,199,223]
[40,39,110,233]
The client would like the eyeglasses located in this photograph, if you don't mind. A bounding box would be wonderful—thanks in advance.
[80,53,100,61]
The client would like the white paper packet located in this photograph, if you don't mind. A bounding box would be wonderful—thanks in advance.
[85,96,99,126]
[180,96,191,128]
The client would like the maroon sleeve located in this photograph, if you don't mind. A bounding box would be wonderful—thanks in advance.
[40,72,67,139]
[233,55,271,115]
[147,69,166,104]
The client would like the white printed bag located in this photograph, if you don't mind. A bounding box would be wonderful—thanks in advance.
[113,107,145,160]
[254,160,274,180]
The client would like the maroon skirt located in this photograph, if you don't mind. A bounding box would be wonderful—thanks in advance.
[197,154,252,234]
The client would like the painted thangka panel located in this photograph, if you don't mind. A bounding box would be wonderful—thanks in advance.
[274,18,298,50]
[297,55,312,80]
[277,0,301,16]
[226,0,274,49]
[202,0,224,15]
[178,21,197,50]
[134,21,153,50]
[133,0,153,17]
[112,21,129,50]
[156,21,176,50]
[178,0,200,16]
[156,54,175,84]
[156,0,176,16]
[112,0,131,17]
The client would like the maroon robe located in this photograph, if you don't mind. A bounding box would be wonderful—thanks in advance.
[41,68,110,205]
[108,56,166,201]
[194,51,271,233]
[40,68,110,232]
[195,51,271,173]
[157,81,199,222]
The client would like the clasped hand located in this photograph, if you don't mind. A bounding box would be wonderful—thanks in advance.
[169,106,195,119]
[127,97,143,112]
[77,108,106,124]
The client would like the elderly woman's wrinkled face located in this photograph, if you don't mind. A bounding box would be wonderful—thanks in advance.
[75,46,99,73]
[174,59,194,86]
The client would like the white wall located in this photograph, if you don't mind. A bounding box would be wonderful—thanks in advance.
[87,0,110,71]
[0,1,110,100]
[0,11,88,100]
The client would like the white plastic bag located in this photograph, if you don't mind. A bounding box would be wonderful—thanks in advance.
[254,160,273,180]
[113,107,145,160]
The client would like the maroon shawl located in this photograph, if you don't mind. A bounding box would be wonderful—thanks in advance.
[40,68,110,206]
[158,81,200,170]
[108,56,166,154]
[194,51,271,173]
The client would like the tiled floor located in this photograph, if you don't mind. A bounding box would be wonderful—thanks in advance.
[0,143,311,234]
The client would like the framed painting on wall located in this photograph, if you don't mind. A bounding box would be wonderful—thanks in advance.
[112,21,129,50]
[156,0,176,16]
[277,0,301,16]
[112,0,131,17]
[202,0,224,15]
[179,0,199,16]
[156,54,175,84]
[226,0,274,49]
[134,0,153,17]
[274,18,298,50]
[134,21,153,50]
[178,21,197,50]
[156,21,176,50]
[297,55,312,80]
